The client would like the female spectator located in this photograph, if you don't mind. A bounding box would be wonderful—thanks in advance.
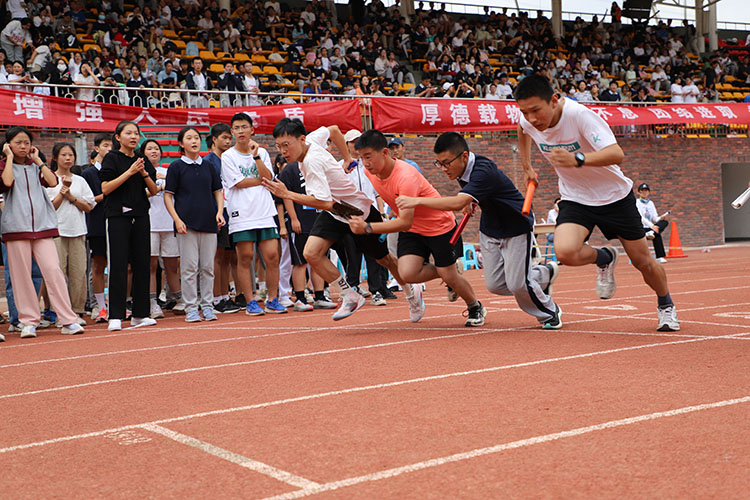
[142,140,184,318]
[266,7,284,40]
[147,48,165,77]
[330,47,347,76]
[73,62,100,101]
[99,120,159,332]
[374,49,390,80]
[126,64,149,106]
[47,143,95,322]
[0,49,7,78]
[68,52,83,80]
[164,127,224,322]
[7,61,41,91]
[0,127,84,338]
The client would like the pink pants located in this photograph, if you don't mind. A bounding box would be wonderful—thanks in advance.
[6,238,78,327]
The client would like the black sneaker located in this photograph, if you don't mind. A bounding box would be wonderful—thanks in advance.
[379,288,397,300]
[221,299,241,314]
[164,299,177,311]
[234,293,248,308]
[213,300,227,313]
[463,302,487,327]
[542,305,563,330]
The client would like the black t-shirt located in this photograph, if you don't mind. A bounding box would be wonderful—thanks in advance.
[277,162,319,233]
[81,164,106,237]
[99,150,156,218]
[458,154,532,238]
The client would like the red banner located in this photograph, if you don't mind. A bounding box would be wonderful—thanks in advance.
[371,97,750,133]
[0,88,362,134]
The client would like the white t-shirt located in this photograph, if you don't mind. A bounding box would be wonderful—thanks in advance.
[46,174,96,237]
[7,0,27,18]
[300,127,375,223]
[545,208,558,225]
[519,98,633,206]
[150,165,173,232]
[682,84,699,103]
[221,146,276,234]
[670,83,683,103]
[74,73,96,101]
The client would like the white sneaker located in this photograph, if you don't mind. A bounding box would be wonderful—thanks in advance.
[90,306,100,320]
[313,298,337,309]
[293,300,313,312]
[76,316,87,326]
[61,323,85,335]
[279,296,295,308]
[20,324,37,339]
[131,317,157,328]
[657,305,680,331]
[332,292,366,321]
[108,319,122,331]
[645,230,655,240]
[172,300,186,315]
[543,261,559,296]
[407,285,425,323]
[150,304,165,319]
[371,292,387,306]
[657,257,668,264]
[596,247,618,299]
[0,332,4,342]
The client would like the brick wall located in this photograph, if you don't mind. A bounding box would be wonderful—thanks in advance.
[30,130,750,247]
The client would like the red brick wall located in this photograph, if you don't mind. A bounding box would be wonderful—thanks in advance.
[30,131,750,247]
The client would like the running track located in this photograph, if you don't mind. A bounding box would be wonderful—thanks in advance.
[2,246,749,498]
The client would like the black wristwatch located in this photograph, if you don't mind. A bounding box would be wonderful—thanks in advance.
[364,222,373,234]
[253,155,261,160]
[574,152,585,167]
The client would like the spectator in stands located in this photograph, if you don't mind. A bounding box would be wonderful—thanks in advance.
[47,142,95,323]
[6,60,40,90]
[1,17,32,63]
[682,76,699,103]
[240,61,261,106]
[73,62,99,101]
[207,20,228,53]
[185,56,212,107]
[599,81,621,101]
[670,75,684,103]
[651,64,668,92]
[99,120,159,332]
[266,7,285,40]
[126,64,150,107]
[633,86,656,102]
[217,62,243,107]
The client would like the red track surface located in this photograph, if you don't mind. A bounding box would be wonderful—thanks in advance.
[2,246,749,499]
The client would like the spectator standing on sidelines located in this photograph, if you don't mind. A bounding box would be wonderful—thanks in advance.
[99,120,159,332]
[164,126,225,322]
[387,137,421,172]
[635,183,669,264]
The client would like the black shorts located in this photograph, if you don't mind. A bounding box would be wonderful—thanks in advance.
[309,206,389,261]
[216,223,235,249]
[557,191,646,241]
[397,225,462,268]
[291,232,310,266]
[88,236,107,257]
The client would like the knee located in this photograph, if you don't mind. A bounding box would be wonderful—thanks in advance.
[555,247,577,266]
[302,248,322,265]
[630,254,656,273]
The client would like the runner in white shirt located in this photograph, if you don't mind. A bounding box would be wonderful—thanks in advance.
[681,77,699,103]
[262,118,418,321]
[515,74,679,331]
[222,112,287,316]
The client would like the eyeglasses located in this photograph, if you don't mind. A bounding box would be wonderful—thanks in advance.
[433,151,463,169]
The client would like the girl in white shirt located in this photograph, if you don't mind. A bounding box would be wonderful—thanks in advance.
[670,75,683,103]
[73,62,99,101]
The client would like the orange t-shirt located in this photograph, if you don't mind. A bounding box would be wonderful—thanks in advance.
[364,159,456,236]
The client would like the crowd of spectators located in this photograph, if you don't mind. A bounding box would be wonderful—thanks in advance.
[1,0,749,107]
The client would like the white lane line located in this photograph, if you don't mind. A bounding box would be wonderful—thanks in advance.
[2,332,746,454]
[260,395,750,500]
[141,423,319,489]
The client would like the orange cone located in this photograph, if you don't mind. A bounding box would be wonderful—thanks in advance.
[667,222,687,258]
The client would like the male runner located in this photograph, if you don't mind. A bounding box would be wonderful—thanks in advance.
[514,74,678,331]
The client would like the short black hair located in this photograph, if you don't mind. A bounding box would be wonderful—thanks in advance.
[433,132,469,155]
[94,133,112,147]
[206,122,231,148]
[230,112,253,127]
[272,118,307,138]
[514,73,555,102]
[354,129,387,151]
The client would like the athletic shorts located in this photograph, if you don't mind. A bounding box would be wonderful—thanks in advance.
[309,206,389,261]
[232,227,279,243]
[557,191,646,241]
[88,236,107,257]
[290,232,310,266]
[397,226,462,268]
[150,231,180,258]
[216,223,235,249]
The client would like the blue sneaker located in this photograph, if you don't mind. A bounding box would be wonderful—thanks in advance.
[39,308,58,329]
[185,309,202,322]
[202,307,218,321]
[246,300,265,316]
[264,297,289,314]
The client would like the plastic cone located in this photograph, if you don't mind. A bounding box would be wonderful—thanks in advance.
[667,222,687,258]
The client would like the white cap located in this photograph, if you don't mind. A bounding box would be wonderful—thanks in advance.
[442,82,453,91]
[344,129,362,143]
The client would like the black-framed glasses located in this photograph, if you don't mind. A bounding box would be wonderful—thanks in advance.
[433,151,463,169]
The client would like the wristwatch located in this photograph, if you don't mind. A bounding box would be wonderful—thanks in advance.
[364,222,373,234]
[253,155,261,160]
[574,152,585,167]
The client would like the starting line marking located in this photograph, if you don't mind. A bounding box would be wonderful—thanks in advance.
[261,395,750,500]
[142,424,319,489]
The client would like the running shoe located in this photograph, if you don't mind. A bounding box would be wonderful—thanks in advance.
[61,323,85,335]
[407,285,425,323]
[313,298,337,309]
[264,297,288,314]
[371,291,387,306]
[657,305,680,331]
[463,302,487,327]
[20,324,37,338]
[95,307,108,323]
[202,307,218,321]
[186,310,202,322]
[542,305,563,330]
[131,317,157,328]
[332,292,366,321]
[107,319,122,331]
[278,295,295,308]
[293,300,313,312]
[151,303,165,319]
[543,261,559,296]
[246,300,265,316]
[596,246,618,299]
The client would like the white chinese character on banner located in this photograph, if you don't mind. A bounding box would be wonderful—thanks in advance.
[133,109,158,124]
[591,107,614,121]
[75,102,104,122]
[477,104,499,125]
[647,108,671,119]
[420,104,441,126]
[246,111,261,126]
[450,103,471,125]
[504,104,521,123]
[186,111,210,126]
[694,106,715,119]
[284,107,305,122]
[13,93,44,120]
[617,107,639,120]
[672,107,694,119]
[716,106,737,119]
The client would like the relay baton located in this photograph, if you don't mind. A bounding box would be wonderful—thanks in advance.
[449,207,474,245]
[521,180,538,216]
[731,187,750,209]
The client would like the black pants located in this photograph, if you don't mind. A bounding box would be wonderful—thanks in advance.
[333,235,387,292]
[107,215,151,320]
[649,220,669,258]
